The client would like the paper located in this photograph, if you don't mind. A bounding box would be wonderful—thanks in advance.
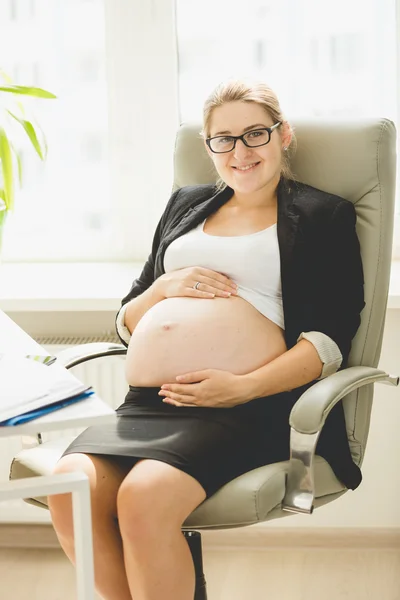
[0,355,92,423]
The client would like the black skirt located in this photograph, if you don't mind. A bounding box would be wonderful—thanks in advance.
[62,386,296,498]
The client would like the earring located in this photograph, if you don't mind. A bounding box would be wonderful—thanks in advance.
[283,146,288,151]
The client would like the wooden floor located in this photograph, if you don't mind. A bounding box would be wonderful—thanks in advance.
[0,547,399,600]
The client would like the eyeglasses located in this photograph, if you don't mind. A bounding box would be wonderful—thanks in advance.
[206,122,281,154]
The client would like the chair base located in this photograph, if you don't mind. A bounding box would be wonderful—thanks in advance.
[183,530,207,600]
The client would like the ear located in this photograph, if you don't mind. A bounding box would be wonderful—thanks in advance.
[281,121,293,150]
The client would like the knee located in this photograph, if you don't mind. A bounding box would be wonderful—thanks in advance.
[48,454,96,537]
[48,456,78,537]
[117,476,173,541]
[48,454,90,519]
[117,462,206,541]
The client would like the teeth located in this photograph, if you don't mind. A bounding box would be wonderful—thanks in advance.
[236,163,258,171]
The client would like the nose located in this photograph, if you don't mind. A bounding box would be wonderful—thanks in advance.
[232,138,253,161]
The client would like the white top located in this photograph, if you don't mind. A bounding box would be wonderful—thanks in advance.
[163,217,284,329]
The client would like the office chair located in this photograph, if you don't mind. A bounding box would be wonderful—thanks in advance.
[10,118,399,599]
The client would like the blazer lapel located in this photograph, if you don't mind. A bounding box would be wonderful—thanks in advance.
[182,186,234,223]
[277,179,302,318]
[155,186,233,276]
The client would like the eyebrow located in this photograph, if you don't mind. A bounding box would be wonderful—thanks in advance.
[212,123,268,136]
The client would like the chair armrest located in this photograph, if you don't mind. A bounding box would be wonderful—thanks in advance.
[282,366,399,516]
[289,366,399,434]
[54,342,127,369]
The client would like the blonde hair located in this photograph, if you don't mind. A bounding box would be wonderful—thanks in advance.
[202,79,297,189]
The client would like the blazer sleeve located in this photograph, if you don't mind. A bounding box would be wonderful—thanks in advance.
[301,200,365,367]
[114,188,181,345]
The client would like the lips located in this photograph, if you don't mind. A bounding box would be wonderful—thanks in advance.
[232,162,260,172]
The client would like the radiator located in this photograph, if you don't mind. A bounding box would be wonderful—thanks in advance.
[0,337,128,524]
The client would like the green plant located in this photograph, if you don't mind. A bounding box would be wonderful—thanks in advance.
[0,70,56,231]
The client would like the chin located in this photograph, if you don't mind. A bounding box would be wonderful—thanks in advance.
[223,167,279,195]
[228,179,270,195]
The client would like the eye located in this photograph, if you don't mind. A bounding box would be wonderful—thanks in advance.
[216,136,233,144]
[247,130,264,138]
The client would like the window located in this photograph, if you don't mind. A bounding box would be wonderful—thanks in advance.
[9,0,35,21]
[1,0,111,260]
[254,40,267,69]
[329,33,364,74]
[176,0,397,123]
[176,0,400,256]
[1,0,179,262]
[1,0,399,262]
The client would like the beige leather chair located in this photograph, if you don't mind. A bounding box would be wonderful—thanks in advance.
[10,119,399,599]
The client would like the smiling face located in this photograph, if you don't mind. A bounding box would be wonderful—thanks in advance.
[206,100,287,200]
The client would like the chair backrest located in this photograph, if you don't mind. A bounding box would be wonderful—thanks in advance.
[173,119,397,465]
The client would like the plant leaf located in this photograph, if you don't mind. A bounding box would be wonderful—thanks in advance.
[0,189,6,209]
[32,118,48,158]
[0,127,14,211]
[0,85,56,99]
[9,142,23,186]
[7,111,45,160]
[16,150,23,186]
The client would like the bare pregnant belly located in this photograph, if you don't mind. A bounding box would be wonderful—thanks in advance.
[125,296,287,387]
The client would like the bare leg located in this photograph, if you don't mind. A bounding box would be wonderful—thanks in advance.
[117,459,207,600]
[48,453,133,600]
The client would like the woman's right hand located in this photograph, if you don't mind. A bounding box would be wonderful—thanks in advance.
[154,267,238,299]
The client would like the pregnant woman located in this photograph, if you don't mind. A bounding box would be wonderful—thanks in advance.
[49,79,365,600]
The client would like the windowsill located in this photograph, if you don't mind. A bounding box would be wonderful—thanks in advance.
[0,262,144,312]
[1,260,400,312]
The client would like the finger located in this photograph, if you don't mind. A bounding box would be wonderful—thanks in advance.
[162,398,196,407]
[200,276,238,295]
[196,281,233,297]
[161,391,197,404]
[159,386,182,394]
[195,269,237,293]
[210,278,238,294]
[186,280,222,297]
[175,371,211,384]
[186,287,216,298]
[160,381,199,392]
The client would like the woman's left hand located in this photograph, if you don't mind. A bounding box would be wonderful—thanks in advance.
[159,369,249,408]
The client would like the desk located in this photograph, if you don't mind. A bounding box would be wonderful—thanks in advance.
[0,310,117,599]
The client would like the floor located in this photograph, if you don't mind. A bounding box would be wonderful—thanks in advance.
[0,547,399,600]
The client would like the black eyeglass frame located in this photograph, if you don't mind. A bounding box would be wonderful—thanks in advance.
[206,121,282,154]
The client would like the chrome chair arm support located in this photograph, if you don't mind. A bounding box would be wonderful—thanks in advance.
[21,343,128,449]
[282,366,399,515]
[54,342,127,369]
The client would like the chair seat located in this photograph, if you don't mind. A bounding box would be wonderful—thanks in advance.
[10,438,346,528]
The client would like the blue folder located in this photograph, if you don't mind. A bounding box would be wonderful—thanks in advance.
[0,388,95,426]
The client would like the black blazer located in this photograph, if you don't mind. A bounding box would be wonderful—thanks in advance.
[117,178,366,490]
